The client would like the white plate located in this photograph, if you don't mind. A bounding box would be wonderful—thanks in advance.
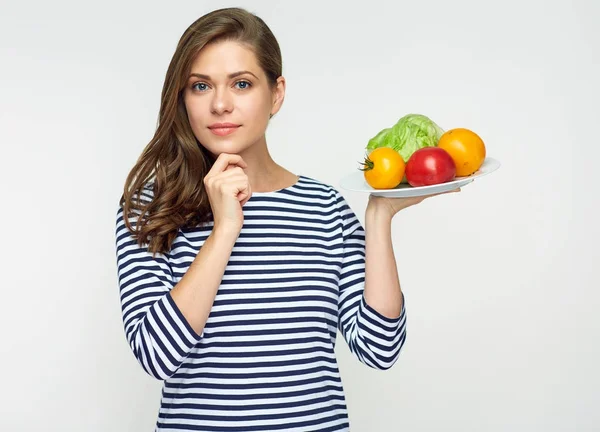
[339,157,501,197]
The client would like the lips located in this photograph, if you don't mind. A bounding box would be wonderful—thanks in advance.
[209,125,240,137]
[208,123,240,129]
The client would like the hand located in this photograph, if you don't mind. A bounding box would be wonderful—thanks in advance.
[203,153,252,234]
[367,187,462,220]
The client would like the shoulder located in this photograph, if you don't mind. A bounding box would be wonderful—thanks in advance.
[121,181,156,205]
[294,175,360,233]
[294,175,347,204]
[116,180,156,221]
[138,181,157,203]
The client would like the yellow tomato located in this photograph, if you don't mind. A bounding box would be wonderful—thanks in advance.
[360,147,405,189]
[437,128,486,176]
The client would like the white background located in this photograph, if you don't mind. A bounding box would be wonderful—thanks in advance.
[1,0,598,430]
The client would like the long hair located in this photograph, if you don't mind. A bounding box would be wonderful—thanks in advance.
[119,7,282,257]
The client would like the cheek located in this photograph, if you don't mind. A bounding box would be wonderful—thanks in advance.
[185,102,208,134]
[240,93,271,117]
[185,99,201,121]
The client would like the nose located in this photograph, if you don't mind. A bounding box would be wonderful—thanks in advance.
[210,87,233,115]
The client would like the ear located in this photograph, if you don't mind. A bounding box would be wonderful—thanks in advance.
[270,76,286,117]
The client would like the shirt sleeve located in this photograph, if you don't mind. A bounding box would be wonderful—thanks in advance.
[335,191,407,370]
[114,185,203,380]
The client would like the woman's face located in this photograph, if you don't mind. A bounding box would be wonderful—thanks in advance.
[183,40,284,157]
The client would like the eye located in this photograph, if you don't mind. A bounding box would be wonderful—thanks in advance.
[191,80,252,92]
[191,82,209,92]
[235,80,252,90]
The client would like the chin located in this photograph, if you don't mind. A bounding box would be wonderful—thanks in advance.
[202,138,251,156]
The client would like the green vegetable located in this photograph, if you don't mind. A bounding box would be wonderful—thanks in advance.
[366,113,444,163]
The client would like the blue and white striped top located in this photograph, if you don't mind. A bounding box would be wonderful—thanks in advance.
[115,174,407,431]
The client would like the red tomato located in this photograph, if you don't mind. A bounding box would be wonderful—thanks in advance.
[405,147,456,186]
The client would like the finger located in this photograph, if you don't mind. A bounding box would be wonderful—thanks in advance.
[239,181,252,205]
[217,166,246,179]
[210,153,248,174]
[237,183,252,207]
[442,188,461,195]
[213,173,248,194]
[218,176,250,198]
[205,169,244,190]
[225,161,247,171]
[427,187,461,198]
[239,182,252,206]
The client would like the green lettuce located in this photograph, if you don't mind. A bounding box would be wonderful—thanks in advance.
[366,113,444,162]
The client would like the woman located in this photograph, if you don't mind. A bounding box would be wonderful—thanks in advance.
[115,7,455,431]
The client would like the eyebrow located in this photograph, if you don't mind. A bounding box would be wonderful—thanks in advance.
[188,70,259,81]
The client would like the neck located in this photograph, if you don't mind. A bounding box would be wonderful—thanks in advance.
[238,138,292,193]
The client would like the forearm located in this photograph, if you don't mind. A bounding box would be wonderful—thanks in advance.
[364,206,404,319]
[170,226,239,335]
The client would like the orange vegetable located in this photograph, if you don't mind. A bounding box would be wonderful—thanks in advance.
[437,128,486,176]
[359,147,405,189]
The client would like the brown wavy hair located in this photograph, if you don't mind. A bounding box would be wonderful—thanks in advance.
[119,7,283,257]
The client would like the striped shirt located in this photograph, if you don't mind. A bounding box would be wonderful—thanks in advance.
[115,175,407,431]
